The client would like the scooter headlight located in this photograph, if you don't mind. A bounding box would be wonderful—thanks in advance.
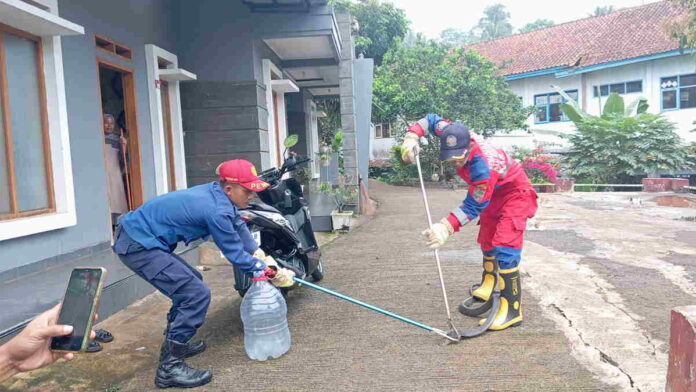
[256,211,291,229]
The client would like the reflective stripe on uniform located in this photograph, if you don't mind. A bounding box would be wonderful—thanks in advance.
[451,207,470,226]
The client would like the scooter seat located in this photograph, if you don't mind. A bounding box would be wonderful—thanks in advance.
[246,202,281,214]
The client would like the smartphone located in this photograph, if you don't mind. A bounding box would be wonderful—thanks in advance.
[50,267,107,352]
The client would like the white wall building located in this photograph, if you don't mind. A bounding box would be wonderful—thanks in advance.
[471,1,695,152]
[370,1,695,160]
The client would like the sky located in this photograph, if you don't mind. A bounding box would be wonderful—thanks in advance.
[389,0,661,39]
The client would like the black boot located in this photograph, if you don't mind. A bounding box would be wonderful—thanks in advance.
[160,323,206,360]
[479,266,522,330]
[159,339,207,361]
[155,339,212,389]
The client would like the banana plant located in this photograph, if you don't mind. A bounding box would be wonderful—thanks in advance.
[551,85,648,123]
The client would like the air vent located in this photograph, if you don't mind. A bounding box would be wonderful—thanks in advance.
[95,35,132,61]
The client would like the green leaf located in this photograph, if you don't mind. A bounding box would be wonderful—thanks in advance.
[636,98,649,114]
[283,134,298,148]
[551,85,588,118]
[559,103,583,123]
[624,97,640,116]
[602,93,624,117]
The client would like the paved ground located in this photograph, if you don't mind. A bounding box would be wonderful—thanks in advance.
[4,181,694,392]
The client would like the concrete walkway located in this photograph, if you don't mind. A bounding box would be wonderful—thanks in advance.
[6,181,693,391]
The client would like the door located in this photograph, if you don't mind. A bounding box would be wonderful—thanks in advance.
[97,58,143,230]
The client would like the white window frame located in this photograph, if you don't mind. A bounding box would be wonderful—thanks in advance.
[0,0,84,242]
[263,59,299,170]
[304,98,320,179]
[144,44,195,195]
[263,59,283,170]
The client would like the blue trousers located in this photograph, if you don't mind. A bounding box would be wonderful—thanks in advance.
[113,228,211,343]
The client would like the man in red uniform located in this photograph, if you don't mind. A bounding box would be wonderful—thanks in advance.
[401,114,538,331]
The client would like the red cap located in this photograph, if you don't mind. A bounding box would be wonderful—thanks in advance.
[215,160,269,192]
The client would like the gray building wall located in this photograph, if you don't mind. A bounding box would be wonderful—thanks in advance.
[0,0,359,333]
[286,89,314,159]
[353,58,374,189]
[177,0,256,82]
[182,81,269,185]
[0,0,178,275]
[176,0,295,175]
[0,0,189,334]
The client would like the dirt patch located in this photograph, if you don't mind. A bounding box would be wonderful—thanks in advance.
[525,230,596,255]
[579,256,695,347]
[674,231,696,246]
[664,251,696,283]
[652,195,696,208]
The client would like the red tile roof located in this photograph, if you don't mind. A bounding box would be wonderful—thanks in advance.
[468,1,688,77]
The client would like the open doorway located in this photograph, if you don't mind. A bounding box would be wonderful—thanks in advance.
[97,59,142,232]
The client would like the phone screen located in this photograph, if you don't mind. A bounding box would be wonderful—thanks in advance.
[50,268,103,351]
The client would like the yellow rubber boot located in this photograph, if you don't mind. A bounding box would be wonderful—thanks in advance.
[479,267,522,330]
[471,255,503,302]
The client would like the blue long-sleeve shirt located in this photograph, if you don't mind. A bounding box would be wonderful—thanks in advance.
[120,182,265,272]
[414,114,529,230]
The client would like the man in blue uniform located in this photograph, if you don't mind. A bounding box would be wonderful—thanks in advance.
[113,159,294,389]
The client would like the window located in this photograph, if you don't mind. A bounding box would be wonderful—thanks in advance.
[661,73,696,110]
[0,25,54,221]
[534,90,578,123]
[375,123,397,139]
[592,80,642,97]
[0,7,83,241]
[95,35,132,61]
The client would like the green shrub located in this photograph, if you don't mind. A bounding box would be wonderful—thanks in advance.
[556,88,693,183]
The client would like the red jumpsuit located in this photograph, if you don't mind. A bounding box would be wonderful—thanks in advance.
[409,116,538,269]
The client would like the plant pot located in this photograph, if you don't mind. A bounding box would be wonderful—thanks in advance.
[330,210,354,231]
[554,178,575,192]
[533,184,555,193]
[342,202,358,213]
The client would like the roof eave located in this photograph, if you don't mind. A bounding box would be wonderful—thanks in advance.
[555,48,695,78]
[503,48,695,81]
[504,66,569,81]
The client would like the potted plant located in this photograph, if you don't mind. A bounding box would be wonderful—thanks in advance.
[329,184,357,231]
[319,144,332,167]
[321,131,359,230]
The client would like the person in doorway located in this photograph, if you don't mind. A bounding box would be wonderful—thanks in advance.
[113,159,295,389]
[103,114,129,226]
[400,114,538,331]
[0,305,96,382]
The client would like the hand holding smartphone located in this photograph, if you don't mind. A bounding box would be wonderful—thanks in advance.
[50,267,107,353]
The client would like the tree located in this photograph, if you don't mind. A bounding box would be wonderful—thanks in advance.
[439,28,477,47]
[556,88,692,183]
[518,19,555,33]
[373,40,533,179]
[317,98,341,146]
[332,0,409,65]
[665,0,696,50]
[475,4,513,42]
[402,30,425,47]
[590,5,615,17]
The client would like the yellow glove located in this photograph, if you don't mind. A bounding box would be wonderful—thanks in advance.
[252,248,266,260]
[400,132,420,164]
[422,218,455,249]
[255,250,279,269]
[270,267,296,288]
[256,251,295,288]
